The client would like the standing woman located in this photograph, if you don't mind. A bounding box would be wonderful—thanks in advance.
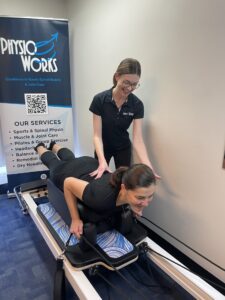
[89,58,159,179]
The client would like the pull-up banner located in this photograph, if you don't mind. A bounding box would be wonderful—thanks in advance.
[0,16,73,192]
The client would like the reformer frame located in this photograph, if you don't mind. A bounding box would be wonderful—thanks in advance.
[20,189,224,300]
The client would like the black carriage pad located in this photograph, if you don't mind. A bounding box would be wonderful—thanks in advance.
[20,179,48,192]
[37,202,139,270]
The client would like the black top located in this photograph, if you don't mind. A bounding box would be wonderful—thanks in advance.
[51,156,120,213]
[89,88,144,151]
[82,172,120,213]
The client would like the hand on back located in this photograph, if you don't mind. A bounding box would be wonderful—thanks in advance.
[89,162,112,179]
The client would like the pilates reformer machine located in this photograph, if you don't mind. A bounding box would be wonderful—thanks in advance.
[14,178,224,300]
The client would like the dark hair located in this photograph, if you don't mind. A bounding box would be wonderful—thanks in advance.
[113,58,141,87]
[110,164,156,189]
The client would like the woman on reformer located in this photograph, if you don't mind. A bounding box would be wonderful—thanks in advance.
[35,141,156,239]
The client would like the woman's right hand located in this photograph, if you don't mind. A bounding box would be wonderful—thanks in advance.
[153,172,161,180]
[89,162,112,179]
[70,219,83,239]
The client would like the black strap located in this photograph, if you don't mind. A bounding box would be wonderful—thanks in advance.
[53,234,73,300]
[54,258,65,300]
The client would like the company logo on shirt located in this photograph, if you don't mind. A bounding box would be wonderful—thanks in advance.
[122,112,134,116]
[0,33,58,73]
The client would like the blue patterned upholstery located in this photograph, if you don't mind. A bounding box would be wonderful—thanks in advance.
[38,202,134,258]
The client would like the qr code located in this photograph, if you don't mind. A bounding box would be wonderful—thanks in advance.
[25,93,48,115]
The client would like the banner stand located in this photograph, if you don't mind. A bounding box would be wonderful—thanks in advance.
[0,16,73,192]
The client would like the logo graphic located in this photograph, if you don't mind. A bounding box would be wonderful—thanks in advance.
[0,33,59,72]
[35,33,58,61]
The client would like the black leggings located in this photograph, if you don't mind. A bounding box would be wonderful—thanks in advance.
[40,148,98,190]
[40,148,75,171]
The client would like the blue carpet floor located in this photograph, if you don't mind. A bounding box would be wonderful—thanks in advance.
[0,194,77,300]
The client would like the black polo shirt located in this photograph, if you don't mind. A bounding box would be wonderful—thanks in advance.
[82,172,120,213]
[89,88,144,151]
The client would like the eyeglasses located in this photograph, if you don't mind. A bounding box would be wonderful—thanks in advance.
[122,80,140,89]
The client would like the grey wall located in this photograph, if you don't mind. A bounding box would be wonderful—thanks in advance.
[1,0,225,283]
[0,0,68,19]
[68,0,225,283]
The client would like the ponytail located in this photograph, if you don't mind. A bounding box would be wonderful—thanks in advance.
[110,166,129,188]
[110,164,156,190]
